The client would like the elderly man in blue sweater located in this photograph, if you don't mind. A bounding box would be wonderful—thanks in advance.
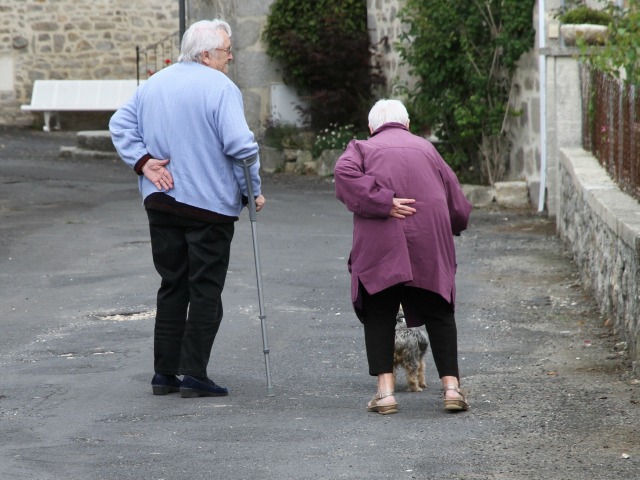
[110,19,264,398]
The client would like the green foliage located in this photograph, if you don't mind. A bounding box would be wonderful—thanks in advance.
[398,0,536,185]
[558,5,612,26]
[584,0,640,86]
[262,122,308,150]
[262,0,384,129]
[311,124,367,158]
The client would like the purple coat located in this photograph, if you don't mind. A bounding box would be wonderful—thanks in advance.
[334,123,472,327]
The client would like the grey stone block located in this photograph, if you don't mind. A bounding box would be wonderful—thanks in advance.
[59,146,120,162]
[461,185,495,208]
[259,145,283,173]
[295,149,313,167]
[494,181,531,208]
[528,180,542,209]
[76,130,116,152]
[316,149,343,177]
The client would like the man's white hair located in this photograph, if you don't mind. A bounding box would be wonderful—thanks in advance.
[178,19,232,63]
[368,99,409,132]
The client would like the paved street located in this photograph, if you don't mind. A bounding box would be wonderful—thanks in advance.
[0,127,638,479]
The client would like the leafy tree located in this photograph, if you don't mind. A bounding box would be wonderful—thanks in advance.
[262,0,383,129]
[398,0,536,184]
[587,0,640,86]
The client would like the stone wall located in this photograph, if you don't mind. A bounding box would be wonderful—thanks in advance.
[504,1,563,209]
[1,0,280,132]
[366,0,413,93]
[506,1,597,216]
[218,0,280,133]
[558,148,640,368]
[0,0,178,128]
[506,50,541,201]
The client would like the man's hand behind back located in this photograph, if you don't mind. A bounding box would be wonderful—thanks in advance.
[142,158,174,191]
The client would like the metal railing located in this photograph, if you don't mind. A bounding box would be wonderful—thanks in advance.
[581,65,640,200]
[136,31,180,84]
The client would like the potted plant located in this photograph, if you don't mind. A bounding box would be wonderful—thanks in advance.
[557,2,612,46]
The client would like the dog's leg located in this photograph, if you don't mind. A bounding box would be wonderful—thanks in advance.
[418,358,427,388]
[405,363,422,392]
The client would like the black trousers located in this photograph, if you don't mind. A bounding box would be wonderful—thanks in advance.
[360,284,460,379]
[147,209,234,378]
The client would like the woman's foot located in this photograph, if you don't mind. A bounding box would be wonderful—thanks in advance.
[367,391,398,414]
[443,384,469,411]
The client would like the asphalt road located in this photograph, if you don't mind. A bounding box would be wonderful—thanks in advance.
[0,127,638,480]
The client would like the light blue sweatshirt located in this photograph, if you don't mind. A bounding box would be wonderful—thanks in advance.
[109,61,261,217]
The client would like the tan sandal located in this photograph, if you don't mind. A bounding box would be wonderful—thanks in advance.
[443,385,469,411]
[367,391,398,415]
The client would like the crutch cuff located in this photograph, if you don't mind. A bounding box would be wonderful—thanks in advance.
[237,154,258,168]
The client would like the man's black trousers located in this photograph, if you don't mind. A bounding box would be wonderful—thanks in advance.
[147,209,234,378]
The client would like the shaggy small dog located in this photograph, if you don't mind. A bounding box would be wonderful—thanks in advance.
[394,308,429,392]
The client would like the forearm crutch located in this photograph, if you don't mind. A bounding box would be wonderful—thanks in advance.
[241,156,275,397]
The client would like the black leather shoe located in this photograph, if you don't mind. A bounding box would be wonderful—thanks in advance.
[151,374,182,395]
[180,375,229,398]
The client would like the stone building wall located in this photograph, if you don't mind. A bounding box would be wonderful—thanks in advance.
[3,0,409,133]
[503,0,593,213]
[0,0,178,128]
[366,0,413,94]
[183,0,281,132]
[506,50,541,199]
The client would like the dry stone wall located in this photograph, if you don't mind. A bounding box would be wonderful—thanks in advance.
[1,0,177,127]
[558,148,640,369]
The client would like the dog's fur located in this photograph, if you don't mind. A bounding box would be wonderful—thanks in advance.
[394,308,429,391]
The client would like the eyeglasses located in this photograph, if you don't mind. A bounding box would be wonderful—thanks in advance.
[215,46,232,55]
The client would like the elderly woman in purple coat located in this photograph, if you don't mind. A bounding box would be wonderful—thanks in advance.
[334,99,472,414]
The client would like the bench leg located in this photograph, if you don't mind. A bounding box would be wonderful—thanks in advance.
[42,112,61,131]
[43,112,52,132]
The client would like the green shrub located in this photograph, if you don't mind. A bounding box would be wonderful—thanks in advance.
[398,0,536,185]
[262,0,384,130]
[558,6,612,25]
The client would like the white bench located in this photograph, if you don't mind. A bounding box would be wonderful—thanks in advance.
[21,79,143,131]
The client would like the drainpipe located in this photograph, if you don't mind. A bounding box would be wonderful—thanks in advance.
[538,0,547,213]
[179,0,186,42]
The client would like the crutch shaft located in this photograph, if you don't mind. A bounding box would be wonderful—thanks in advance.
[242,160,275,397]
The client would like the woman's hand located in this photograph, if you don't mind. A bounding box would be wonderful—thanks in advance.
[389,198,416,219]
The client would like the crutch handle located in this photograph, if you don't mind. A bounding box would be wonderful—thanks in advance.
[241,159,258,222]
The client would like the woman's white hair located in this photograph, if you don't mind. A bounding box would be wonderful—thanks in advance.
[368,99,409,132]
[177,19,232,63]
